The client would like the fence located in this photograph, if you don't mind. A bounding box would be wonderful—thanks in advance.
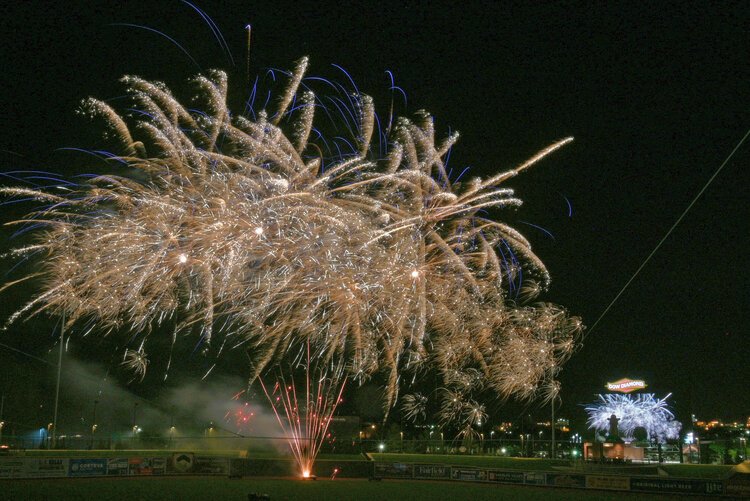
[3,432,744,465]
[1,433,582,458]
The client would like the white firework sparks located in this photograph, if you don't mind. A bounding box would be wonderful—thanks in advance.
[1,56,582,418]
[585,393,682,442]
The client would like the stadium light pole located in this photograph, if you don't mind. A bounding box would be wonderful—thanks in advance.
[132,402,139,443]
[551,399,556,459]
[51,311,64,448]
[0,393,5,444]
[90,399,98,449]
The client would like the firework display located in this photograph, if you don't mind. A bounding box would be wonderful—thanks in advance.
[1,56,582,431]
[585,393,682,442]
[259,341,346,477]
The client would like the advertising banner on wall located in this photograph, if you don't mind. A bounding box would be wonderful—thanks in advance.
[128,456,166,475]
[546,473,586,488]
[106,458,129,476]
[413,464,450,480]
[450,467,486,482]
[373,462,413,479]
[0,459,24,478]
[167,453,227,475]
[0,458,68,478]
[69,458,107,477]
[168,453,195,473]
[192,456,229,475]
[630,477,724,496]
[586,475,631,490]
[725,472,750,497]
[523,471,547,485]
[486,469,524,484]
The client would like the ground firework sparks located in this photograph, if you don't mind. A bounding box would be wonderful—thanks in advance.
[258,341,346,478]
[1,54,582,420]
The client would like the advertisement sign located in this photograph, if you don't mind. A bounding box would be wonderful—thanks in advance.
[450,467,486,482]
[128,456,166,476]
[192,456,229,475]
[631,477,723,495]
[373,462,413,479]
[106,458,129,476]
[0,459,24,478]
[69,458,107,477]
[523,472,547,485]
[0,458,68,478]
[486,469,524,484]
[413,464,450,479]
[586,475,630,490]
[168,453,195,473]
[168,453,228,475]
[606,378,646,393]
[546,473,585,488]
[25,458,68,478]
[726,472,750,497]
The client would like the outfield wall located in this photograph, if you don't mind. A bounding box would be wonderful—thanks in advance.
[1,456,748,497]
[0,454,229,479]
[371,461,750,497]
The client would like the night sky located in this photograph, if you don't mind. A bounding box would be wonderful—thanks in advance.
[1,1,748,433]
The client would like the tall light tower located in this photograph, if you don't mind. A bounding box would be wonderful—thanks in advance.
[51,312,64,448]
[0,393,5,444]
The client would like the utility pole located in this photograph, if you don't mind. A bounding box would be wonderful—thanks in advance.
[52,311,65,449]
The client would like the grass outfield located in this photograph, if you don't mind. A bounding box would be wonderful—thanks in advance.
[2,477,687,500]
